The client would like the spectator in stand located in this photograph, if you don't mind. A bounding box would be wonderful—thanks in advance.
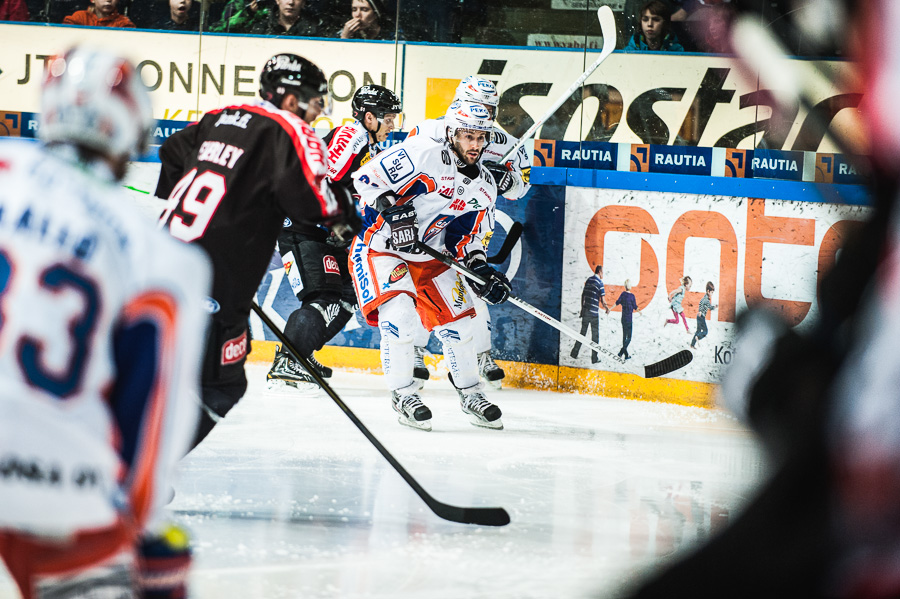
[209,0,266,33]
[339,0,392,40]
[0,0,29,21]
[670,0,732,22]
[63,0,134,27]
[250,0,319,35]
[624,0,684,52]
[152,0,197,30]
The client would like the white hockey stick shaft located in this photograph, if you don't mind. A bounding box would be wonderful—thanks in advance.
[497,5,617,165]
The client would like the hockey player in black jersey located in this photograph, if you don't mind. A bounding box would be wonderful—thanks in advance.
[266,84,402,392]
[155,53,361,448]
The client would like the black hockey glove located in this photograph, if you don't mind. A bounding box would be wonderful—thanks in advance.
[465,254,511,305]
[326,183,363,246]
[382,202,418,253]
[483,162,515,195]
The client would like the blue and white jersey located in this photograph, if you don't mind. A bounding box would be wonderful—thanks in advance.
[352,133,497,262]
[0,139,210,537]
[408,117,531,200]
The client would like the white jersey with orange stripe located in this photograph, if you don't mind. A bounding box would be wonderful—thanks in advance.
[408,117,531,200]
[351,133,497,262]
[0,139,210,538]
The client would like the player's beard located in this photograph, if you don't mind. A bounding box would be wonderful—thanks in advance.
[451,139,482,166]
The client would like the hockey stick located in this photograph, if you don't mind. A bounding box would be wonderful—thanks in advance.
[487,221,523,264]
[497,5,617,165]
[416,243,692,378]
[250,302,511,527]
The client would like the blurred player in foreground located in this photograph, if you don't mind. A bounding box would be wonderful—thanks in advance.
[407,76,531,388]
[156,53,360,448]
[620,1,900,596]
[266,84,402,392]
[0,46,210,599]
[350,101,511,431]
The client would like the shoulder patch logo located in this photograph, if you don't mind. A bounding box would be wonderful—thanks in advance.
[382,148,415,183]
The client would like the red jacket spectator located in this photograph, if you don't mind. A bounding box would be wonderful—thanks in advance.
[0,0,30,21]
[63,0,134,27]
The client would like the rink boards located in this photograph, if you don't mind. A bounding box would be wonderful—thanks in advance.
[0,24,870,405]
[248,171,869,407]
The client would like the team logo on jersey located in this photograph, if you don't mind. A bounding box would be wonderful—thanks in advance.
[389,264,408,284]
[283,217,292,228]
[422,215,454,242]
[202,297,220,314]
[323,255,340,275]
[382,148,415,183]
[221,330,248,365]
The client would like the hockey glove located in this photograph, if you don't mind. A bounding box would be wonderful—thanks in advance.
[465,254,511,305]
[382,202,418,253]
[137,523,192,599]
[327,182,363,246]
[483,162,515,196]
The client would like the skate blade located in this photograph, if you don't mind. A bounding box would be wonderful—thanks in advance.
[467,415,503,430]
[483,379,503,391]
[397,415,432,431]
[266,378,322,395]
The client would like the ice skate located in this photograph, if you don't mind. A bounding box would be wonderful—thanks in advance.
[456,385,503,430]
[391,390,433,431]
[308,354,332,378]
[478,350,505,390]
[413,345,430,383]
[266,344,319,393]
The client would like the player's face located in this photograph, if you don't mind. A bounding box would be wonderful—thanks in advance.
[303,96,326,123]
[641,11,664,42]
[452,129,488,166]
[351,0,377,28]
[374,113,398,142]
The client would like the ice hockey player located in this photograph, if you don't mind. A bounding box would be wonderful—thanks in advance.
[155,53,360,448]
[0,46,210,599]
[406,75,530,388]
[349,101,511,431]
[266,84,402,392]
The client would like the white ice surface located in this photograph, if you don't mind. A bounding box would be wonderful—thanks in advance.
[0,162,765,598]
[0,365,764,599]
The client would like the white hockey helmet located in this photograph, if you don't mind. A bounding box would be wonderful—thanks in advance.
[444,101,494,139]
[454,76,499,109]
[40,46,154,161]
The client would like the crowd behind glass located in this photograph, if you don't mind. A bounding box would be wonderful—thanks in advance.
[0,0,822,57]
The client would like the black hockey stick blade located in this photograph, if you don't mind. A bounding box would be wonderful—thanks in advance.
[251,302,511,527]
[487,221,523,264]
[643,349,693,378]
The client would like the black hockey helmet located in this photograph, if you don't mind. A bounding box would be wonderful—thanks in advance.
[351,85,402,123]
[259,53,330,113]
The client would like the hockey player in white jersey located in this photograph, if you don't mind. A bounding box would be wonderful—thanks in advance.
[0,47,210,599]
[407,76,530,388]
[349,102,511,431]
